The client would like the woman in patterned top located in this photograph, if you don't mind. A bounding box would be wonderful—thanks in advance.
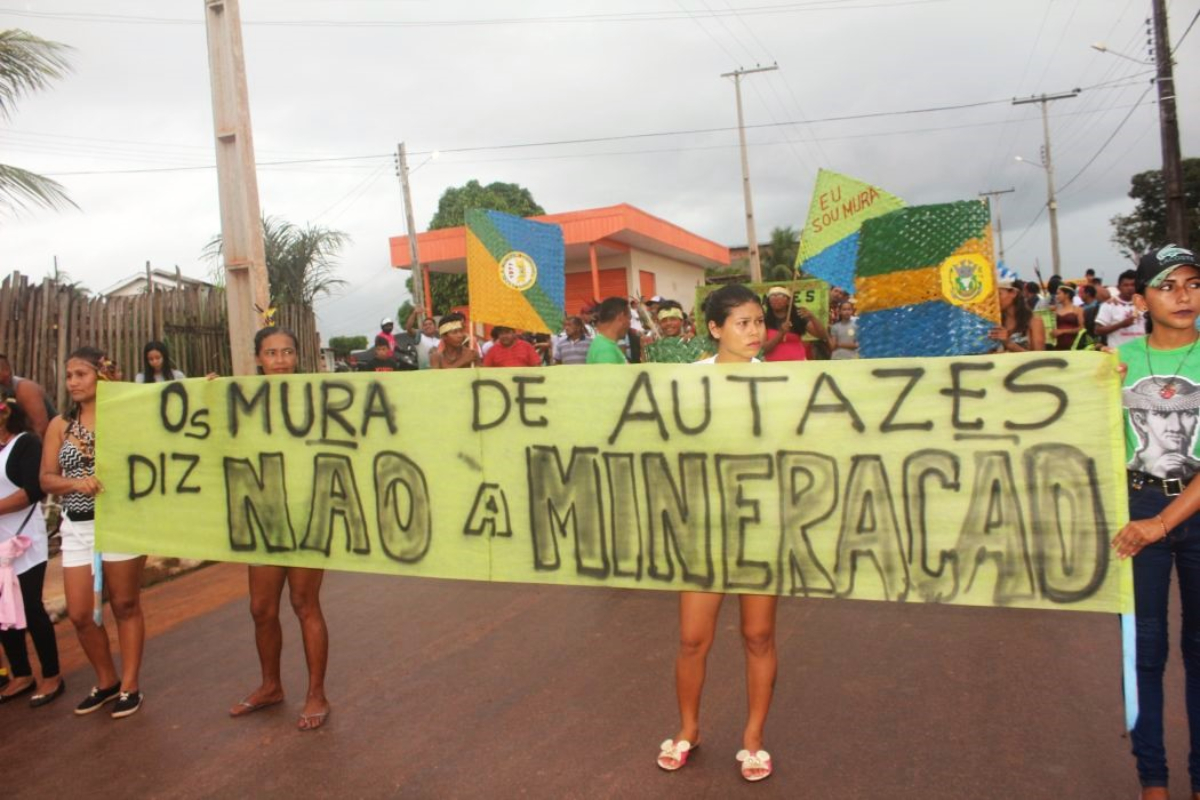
[229,327,331,731]
[39,346,146,719]
[643,301,709,363]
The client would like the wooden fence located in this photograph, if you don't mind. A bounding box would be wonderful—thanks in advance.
[0,271,321,413]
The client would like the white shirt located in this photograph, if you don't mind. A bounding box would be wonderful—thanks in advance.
[1095,297,1146,348]
[695,355,761,364]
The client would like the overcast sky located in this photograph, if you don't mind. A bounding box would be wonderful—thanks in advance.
[1,0,1197,343]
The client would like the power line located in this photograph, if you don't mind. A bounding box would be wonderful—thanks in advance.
[1174,8,1200,51]
[1057,85,1155,192]
[0,1,950,29]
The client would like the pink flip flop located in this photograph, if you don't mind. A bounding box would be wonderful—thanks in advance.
[736,749,773,782]
[656,739,695,771]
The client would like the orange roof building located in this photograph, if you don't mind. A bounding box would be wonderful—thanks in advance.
[390,203,730,317]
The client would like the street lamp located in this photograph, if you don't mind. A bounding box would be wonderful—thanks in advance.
[1090,42,1154,65]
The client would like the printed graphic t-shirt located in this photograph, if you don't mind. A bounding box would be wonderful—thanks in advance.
[1119,336,1200,480]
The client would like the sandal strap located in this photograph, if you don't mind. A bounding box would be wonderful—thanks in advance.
[736,749,771,768]
[659,739,692,759]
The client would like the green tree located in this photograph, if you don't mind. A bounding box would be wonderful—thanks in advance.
[204,215,349,308]
[413,180,546,312]
[327,335,367,357]
[763,226,800,281]
[1,30,76,215]
[1110,158,1200,262]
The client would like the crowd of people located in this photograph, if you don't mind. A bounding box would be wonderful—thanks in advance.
[3,249,1200,795]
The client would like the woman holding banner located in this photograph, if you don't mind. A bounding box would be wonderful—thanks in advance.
[1111,245,1200,800]
[762,285,825,362]
[657,284,778,783]
[229,326,331,731]
[989,272,1045,353]
[40,347,146,719]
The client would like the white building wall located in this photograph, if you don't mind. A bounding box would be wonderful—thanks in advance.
[629,250,708,311]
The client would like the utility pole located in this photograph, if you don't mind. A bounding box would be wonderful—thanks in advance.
[396,143,427,321]
[1152,0,1188,247]
[1013,89,1079,277]
[203,0,270,376]
[978,188,1015,264]
[721,65,778,283]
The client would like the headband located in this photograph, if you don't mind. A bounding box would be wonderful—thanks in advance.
[438,321,463,335]
[766,286,791,298]
[657,308,685,320]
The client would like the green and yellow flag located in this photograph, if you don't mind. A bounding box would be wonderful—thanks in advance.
[466,209,565,334]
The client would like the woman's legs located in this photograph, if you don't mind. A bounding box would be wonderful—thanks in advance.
[1174,523,1200,794]
[739,594,778,755]
[1131,486,1174,790]
[103,557,146,692]
[673,591,723,744]
[231,565,287,713]
[63,564,118,689]
[286,567,329,729]
[0,562,61,696]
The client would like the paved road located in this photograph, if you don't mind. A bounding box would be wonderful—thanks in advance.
[0,562,1180,798]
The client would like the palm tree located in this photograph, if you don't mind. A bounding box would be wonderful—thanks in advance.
[764,226,800,281]
[1,29,75,214]
[204,215,349,308]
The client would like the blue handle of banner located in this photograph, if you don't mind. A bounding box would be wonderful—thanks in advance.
[92,552,103,627]
[1121,612,1139,731]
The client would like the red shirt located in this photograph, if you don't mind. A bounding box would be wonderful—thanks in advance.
[482,339,542,367]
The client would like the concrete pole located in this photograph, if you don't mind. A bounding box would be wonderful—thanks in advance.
[722,65,778,283]
[203,0,270,376]
[978,188,1015,264]
[397,143,427,321]
[1013,90,1078,277]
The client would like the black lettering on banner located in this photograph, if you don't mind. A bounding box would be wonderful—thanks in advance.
[375,452,432,562]
[229,382,271,436]
[513,376,549,428]
[463,483,512,538]
[834,456,909,601]
[1003,358,1069,430]
[281,381,315,437]
[603,453,643,578]
[726,375,788,437]
[160,383,189,433]
[128,455,156,500]
[472,379,511,431]
[776,452,837,597]
[172,453,202,494]
[224,453,296,552]
[300,454,369,556]
[186,409,211,440]
[320,382,357,443]
[954,451,1035,604]
[1025,443,1109,603]
[526,446,608,577]
[903,450,961,602]
[643,453,713,588]
[671,377,711,435]
[797,373,866,435]
[361,382,398,436]
[939,362,994,431]
[874,368,934,433]
[607,372,669,445]
[716,454,774,591]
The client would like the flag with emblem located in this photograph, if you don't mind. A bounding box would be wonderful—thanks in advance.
[854,200,1000,358]
[794,168,905,293]
[465,209,565,335]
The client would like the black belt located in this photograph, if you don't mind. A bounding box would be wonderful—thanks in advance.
[1128,470,1189,497]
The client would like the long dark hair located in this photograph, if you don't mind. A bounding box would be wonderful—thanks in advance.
[141,340,178,382]
[0,394,30,436]
[762,287,804,332]
[253,326,300,375]
[703,284,760,342]
[65,346,106,419]
[1008,281,1033,335]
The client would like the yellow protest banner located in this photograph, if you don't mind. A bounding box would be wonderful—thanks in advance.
[95,351,1131,613]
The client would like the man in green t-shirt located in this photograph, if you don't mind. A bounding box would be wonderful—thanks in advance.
[586,297,632,364]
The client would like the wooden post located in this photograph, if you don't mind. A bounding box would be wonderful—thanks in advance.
[203,0,270,376]
[588,243,601,302]
[145,260,155,342]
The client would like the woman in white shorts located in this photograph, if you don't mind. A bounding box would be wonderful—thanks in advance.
[40,346,146,719]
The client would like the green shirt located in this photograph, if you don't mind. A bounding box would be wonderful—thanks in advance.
[586,333,627,364]
[1118,336,1200,478]
[644,335,709,364]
